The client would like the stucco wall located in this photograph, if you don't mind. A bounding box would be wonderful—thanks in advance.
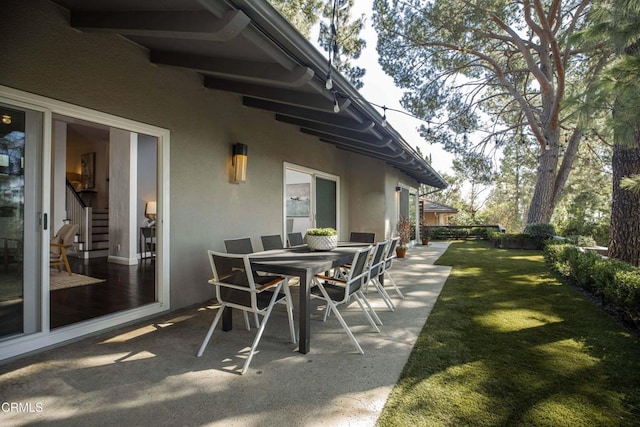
[0,0,420,309]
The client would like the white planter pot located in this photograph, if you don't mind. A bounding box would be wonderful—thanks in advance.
[306,235,338,251]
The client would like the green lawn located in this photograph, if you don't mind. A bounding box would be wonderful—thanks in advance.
[378,240,640,426]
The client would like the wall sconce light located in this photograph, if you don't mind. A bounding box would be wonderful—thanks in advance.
[145,201,157,220]
[233,143,248,183]
[395,186,402,192]
[1,114,11,125]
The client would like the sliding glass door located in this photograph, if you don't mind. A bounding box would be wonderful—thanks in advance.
[284,164,339,238]
[0,102,44,340]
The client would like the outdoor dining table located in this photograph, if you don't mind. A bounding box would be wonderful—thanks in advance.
[224,244,366,354]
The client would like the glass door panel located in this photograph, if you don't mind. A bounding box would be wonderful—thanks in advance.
[285,169,313,235]
[284,166,339,239]
[315,176,336,229]
[0,103,42,340]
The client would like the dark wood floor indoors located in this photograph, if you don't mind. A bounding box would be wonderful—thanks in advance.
[50,256,156,329]
[0,256,155,340]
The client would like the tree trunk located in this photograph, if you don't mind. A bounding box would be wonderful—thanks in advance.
[526,147,559,224]
[608,142,640,266]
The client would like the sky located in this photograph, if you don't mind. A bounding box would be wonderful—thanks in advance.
[348,1,455,175]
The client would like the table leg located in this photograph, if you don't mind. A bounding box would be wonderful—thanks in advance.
[298,271,311,354]
[222,307,233,331]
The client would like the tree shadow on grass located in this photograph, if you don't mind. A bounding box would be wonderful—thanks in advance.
[384,240,640,426]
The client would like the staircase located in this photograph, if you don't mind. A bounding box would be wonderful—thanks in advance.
[66,181,109,259]
[76,210,109,259]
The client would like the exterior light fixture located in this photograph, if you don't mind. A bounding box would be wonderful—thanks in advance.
[1,114,11,125]
[233,143,248,183]
[395,186,402,192]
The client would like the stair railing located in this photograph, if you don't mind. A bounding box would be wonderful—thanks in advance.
[65,180,92,251]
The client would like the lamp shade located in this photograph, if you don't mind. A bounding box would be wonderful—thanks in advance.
[145,201,157,218]
[233,143,248,183]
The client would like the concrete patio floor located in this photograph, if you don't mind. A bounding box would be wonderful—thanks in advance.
[0,242,451,427]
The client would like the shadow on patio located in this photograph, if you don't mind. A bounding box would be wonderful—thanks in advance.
[0,243,451,427]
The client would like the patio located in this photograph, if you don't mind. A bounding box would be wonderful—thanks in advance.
[0,243,450,427]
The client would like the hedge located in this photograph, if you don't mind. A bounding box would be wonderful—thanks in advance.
[544,243,640,329]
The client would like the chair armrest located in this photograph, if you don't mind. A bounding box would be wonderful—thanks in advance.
[256,276,285,291]
[315,274,347,284]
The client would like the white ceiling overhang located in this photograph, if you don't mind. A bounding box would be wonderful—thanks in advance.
[52,0,447,188]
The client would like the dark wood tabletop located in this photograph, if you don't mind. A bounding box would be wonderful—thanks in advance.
[249,245,363,354]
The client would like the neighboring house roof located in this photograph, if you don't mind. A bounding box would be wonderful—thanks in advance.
[422,200,458,214]
[52,0,447,189]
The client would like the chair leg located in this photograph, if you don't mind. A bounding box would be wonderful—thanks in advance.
[197,304,226,357]
[317,284,363,354]
[241,286,282,375]
[353,292,381,333]
[61,248,73,276]
[384,270,404,299]
[243,311,251,331]
[282,279,297,344]
[323,303,331,321]
[371,277,396,311]
[357,290,383,326]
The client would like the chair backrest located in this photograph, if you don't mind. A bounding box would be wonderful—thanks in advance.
[207,250,259,310]
[287,232,304,247]
[345,245,372,294]
[57,223,79,245]
[224,237,254,254]
[349,232,376,243]
[368,241,388,278]
[261,234,284,251]
[51,224,79,256]
[384,237,400,268]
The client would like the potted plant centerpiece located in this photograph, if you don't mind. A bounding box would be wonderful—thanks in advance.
[396,215,411,258]
[305,227,338,251]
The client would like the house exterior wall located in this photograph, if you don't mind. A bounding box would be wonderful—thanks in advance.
[0,0,420,310]
[423,212,454,226]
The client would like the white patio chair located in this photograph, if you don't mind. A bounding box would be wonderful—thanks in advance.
[382,237,404,299]
[310,245,379,354]
[197,250,296,375]
[326,241,392,324]
[349,231,376,243]
[261,234,284,250]
[287,232,304,247]
[224,237,254,254]
[364,240,396,313]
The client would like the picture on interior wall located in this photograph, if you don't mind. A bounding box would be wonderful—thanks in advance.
[81,152,95,189]
[286,183,310,217]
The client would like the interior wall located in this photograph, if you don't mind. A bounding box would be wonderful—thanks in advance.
[51,120,66,233]
[65,125,109,210]
[0,0,417,309]
[136,134,157,234]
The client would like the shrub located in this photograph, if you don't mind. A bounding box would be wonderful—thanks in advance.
[566,235,597,247]
[431,227,453,240]
[524,223,556,239]
[499,233,541,249]
[470,227,489,239]
[487,230,503,247]
[608,270,640,325]
[452,228,470,239]
[544,242,640,328]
